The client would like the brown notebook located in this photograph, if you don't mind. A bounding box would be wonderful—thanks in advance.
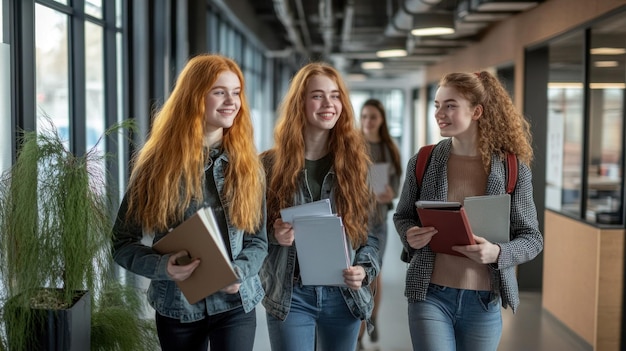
[415,201,476,257]
[152,208,238,304]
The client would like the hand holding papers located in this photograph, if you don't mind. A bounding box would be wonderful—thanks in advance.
[280,199,350,286]
[291,215,350,286]
[415,201,475,257]
[369,163,389,195]
[152,208,238,304]
[279,198,332,223]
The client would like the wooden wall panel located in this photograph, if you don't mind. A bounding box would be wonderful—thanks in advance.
[597,230,624,350]
[542,211,598,345]
[543,211,625,349]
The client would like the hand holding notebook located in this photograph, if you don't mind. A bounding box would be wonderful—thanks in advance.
[415,200,475,257]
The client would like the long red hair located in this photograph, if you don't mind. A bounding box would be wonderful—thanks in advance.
[263,62,374,248]
[126,54,264,233]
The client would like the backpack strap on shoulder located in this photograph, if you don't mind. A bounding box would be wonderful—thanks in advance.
[415,144,435,187]
[505,153,518,194]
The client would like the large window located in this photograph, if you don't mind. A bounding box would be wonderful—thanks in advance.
[35,4,70,139]
[545,11,626,225]
[545,31,585,217]
[1,0,9,173]
[33,1,122,193]
[586,15,626,224]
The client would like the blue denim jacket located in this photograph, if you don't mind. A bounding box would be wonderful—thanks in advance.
[112,150,267,322]
[260,155,380,324]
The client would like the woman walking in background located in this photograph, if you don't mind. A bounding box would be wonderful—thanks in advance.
[393,71,543,351]
[112,54,267,351]
[357,98,402,349]
[260,62,380,351]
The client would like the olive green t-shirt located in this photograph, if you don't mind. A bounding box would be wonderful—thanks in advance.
[304,153,333,201]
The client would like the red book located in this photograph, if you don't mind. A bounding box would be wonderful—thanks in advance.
[415,201,475,257]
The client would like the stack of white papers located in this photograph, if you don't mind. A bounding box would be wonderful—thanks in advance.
[280,199,350,286]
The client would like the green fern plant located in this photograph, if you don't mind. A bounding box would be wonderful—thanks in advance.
[0,119,156,350]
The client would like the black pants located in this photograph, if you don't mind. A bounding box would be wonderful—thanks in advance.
[156,306,256,351]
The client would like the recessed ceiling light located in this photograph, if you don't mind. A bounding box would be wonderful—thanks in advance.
[471,0,540,12]
[411,13,455,37]
[361,62,384,70]
[589,83,626,89]
[411,27,456,36]
[547,82,583,89]
[376,49,408,58]
[594,61,619,68]
[347,73,367,81]
[590,47,626,55]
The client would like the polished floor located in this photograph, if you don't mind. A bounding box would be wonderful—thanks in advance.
[252,214,592,351]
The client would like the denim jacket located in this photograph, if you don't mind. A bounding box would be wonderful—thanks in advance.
[112,149,267,322]
[260,154,380,323]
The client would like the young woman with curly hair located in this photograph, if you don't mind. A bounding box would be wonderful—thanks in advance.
[260,62,380,351]
[112,54,267,351]
[393,71,543,351]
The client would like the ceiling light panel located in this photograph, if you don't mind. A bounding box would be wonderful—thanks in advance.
[376,49,408,58]
[361,61,384,70]
[590,47,626,55]
[470,0,542,12]
[412,13,456,37]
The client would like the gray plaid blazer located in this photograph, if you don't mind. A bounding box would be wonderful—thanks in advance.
[393,138,543,312]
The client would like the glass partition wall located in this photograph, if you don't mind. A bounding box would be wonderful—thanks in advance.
[545,10,626,226]
[586,15,626,224]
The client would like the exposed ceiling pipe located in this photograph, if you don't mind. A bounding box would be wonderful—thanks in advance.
[295,0,313,49]
[340,1,355,49]
[273,0,308,57]
[319,0,334,57]
[384,0,443,36]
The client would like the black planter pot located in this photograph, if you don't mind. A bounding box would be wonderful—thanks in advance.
[5,289,91,351]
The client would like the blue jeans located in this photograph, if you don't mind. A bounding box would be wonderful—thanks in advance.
[408,284,502,351]
[155,306,256,351]
[266,284,360,351]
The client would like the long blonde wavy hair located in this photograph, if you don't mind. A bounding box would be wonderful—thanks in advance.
[263,62,374,248]
[126,54,264,233]
[439,71,533,172]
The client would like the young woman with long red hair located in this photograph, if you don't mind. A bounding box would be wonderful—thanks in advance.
[260,62,380,351]
[112,54,267,351]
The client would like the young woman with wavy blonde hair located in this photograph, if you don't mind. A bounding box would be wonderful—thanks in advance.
[113,54,267,351]
[394,71,543,351]
[260,62,379,351]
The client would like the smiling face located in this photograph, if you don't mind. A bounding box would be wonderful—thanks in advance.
[360,105,384,140]
[204,70,241,133]
[304,75,342,133]
[434,85,481,141]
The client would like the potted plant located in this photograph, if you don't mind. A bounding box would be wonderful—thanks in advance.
[0,119,157,350]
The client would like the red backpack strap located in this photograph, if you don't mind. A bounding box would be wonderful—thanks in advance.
[505,153,518,194]
[415,144,435,187]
